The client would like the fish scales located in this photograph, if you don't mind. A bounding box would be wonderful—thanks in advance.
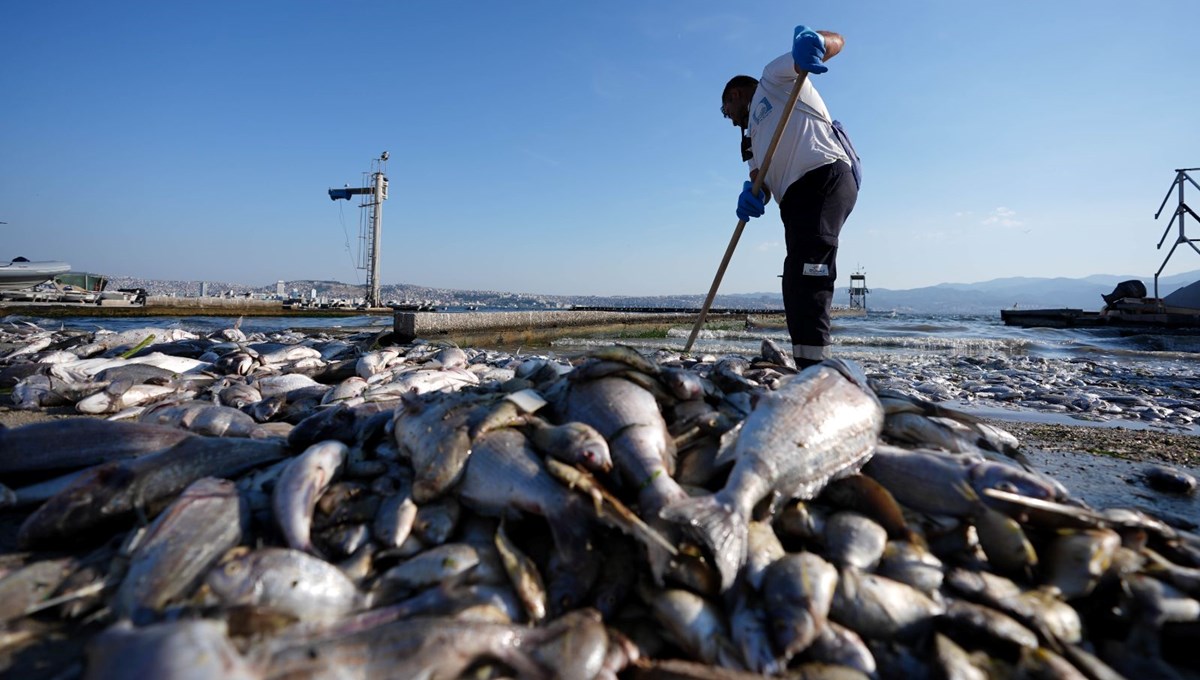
[663,360,884,592]
[18,436,288,547]
[113,477,245,623]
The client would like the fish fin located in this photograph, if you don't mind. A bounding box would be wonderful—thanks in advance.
[660,494,746,592]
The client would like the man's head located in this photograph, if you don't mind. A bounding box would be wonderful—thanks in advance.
[721,75,758,129]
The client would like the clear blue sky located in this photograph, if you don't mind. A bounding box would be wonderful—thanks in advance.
[3,1,1199,295]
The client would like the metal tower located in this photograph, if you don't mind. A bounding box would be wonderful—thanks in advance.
[329,152,389,308]
[1152,167,1200,300]
[849,271,869,311]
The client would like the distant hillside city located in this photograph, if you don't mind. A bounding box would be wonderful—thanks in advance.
[108,277,789,312]
[106,268,1200,315]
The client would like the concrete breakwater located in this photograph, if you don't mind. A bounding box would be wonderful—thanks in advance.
[392,309,783,346]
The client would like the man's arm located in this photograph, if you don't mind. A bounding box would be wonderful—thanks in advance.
[793,27,844,74]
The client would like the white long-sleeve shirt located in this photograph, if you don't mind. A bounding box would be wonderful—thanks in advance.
[747,53,848,203]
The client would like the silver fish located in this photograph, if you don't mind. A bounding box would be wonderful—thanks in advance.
[663,360,884,591]
[392,390,482,503]
[824,511,888,571]
[524,416,613,473]
[113,477,245,623]
[0,418,193,474]
[84,619,258,680]
[457,428,592,564]
[650,588,742,669]
[829,569,943,642]
[761,551,839,661]
[19,436,287,548]
[272,440,348,555]
[807,621,877,676]
[559,375,685,516]
[743,520,786,592]
[262,608,608,680]
[206,546,366,622]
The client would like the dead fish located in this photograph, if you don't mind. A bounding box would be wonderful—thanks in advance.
[0,556,78,626]
[261,608,610,680]
[1043,528,1121,599]
[393,390,487,503]
[807,621,877,677]
[206,546,367,622]
[388,366,480,394]
[876,541,944,597]
[217,381,262,409]
[286,402,362,449]
[113,477,245,623]
[76,380,187,415]
[861,445,981,517]
[372,489,418,550]
[558,375,684,516]
[759,338,797,370]
[524,417,614,474]
[650,588,743,669]
[456,428,593,564]
[378,542,484,595]
[663,360,884,591]
[824,511,888,571]
[933,632,988,680]
[84,619,258,680]
[829,568,943,642]
[1142,464,1198,494]
[142,401,264,438]
[937,600,1040,655]
[19,436,287,548]
[494,519,548,623]
[0,419,193,474]
[974,505,1038,578]
[272,440,348,555]
[762,551,839,661]
[744,520,786,592]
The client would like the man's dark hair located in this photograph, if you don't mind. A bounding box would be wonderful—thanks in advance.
[722,75,759,99]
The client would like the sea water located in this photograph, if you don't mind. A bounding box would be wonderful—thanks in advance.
[23,311,1200,368]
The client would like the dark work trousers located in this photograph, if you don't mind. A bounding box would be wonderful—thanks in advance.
[778,160,858,361]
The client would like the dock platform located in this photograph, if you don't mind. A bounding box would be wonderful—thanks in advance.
[1001,298,1200,333]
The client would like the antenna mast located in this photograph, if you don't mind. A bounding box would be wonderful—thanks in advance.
[328,152,389,307]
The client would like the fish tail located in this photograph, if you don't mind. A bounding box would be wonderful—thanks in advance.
[661,494,746,592]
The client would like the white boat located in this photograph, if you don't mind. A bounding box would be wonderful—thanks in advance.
[0,258,72,291]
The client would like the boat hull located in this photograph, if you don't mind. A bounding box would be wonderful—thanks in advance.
[0,260,72,291]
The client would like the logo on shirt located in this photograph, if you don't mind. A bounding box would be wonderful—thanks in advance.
[752,97,773,125]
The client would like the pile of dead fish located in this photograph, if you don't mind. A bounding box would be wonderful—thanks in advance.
[0,321,1197,679]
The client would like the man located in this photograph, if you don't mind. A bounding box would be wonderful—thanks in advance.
[721,25,856,369]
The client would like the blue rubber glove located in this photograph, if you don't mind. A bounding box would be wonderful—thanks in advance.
[792,25,828,74]
[736,181,766,221]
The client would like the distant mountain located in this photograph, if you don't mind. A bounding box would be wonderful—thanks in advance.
[839,269,1200,314]
[107,269,1200,316]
